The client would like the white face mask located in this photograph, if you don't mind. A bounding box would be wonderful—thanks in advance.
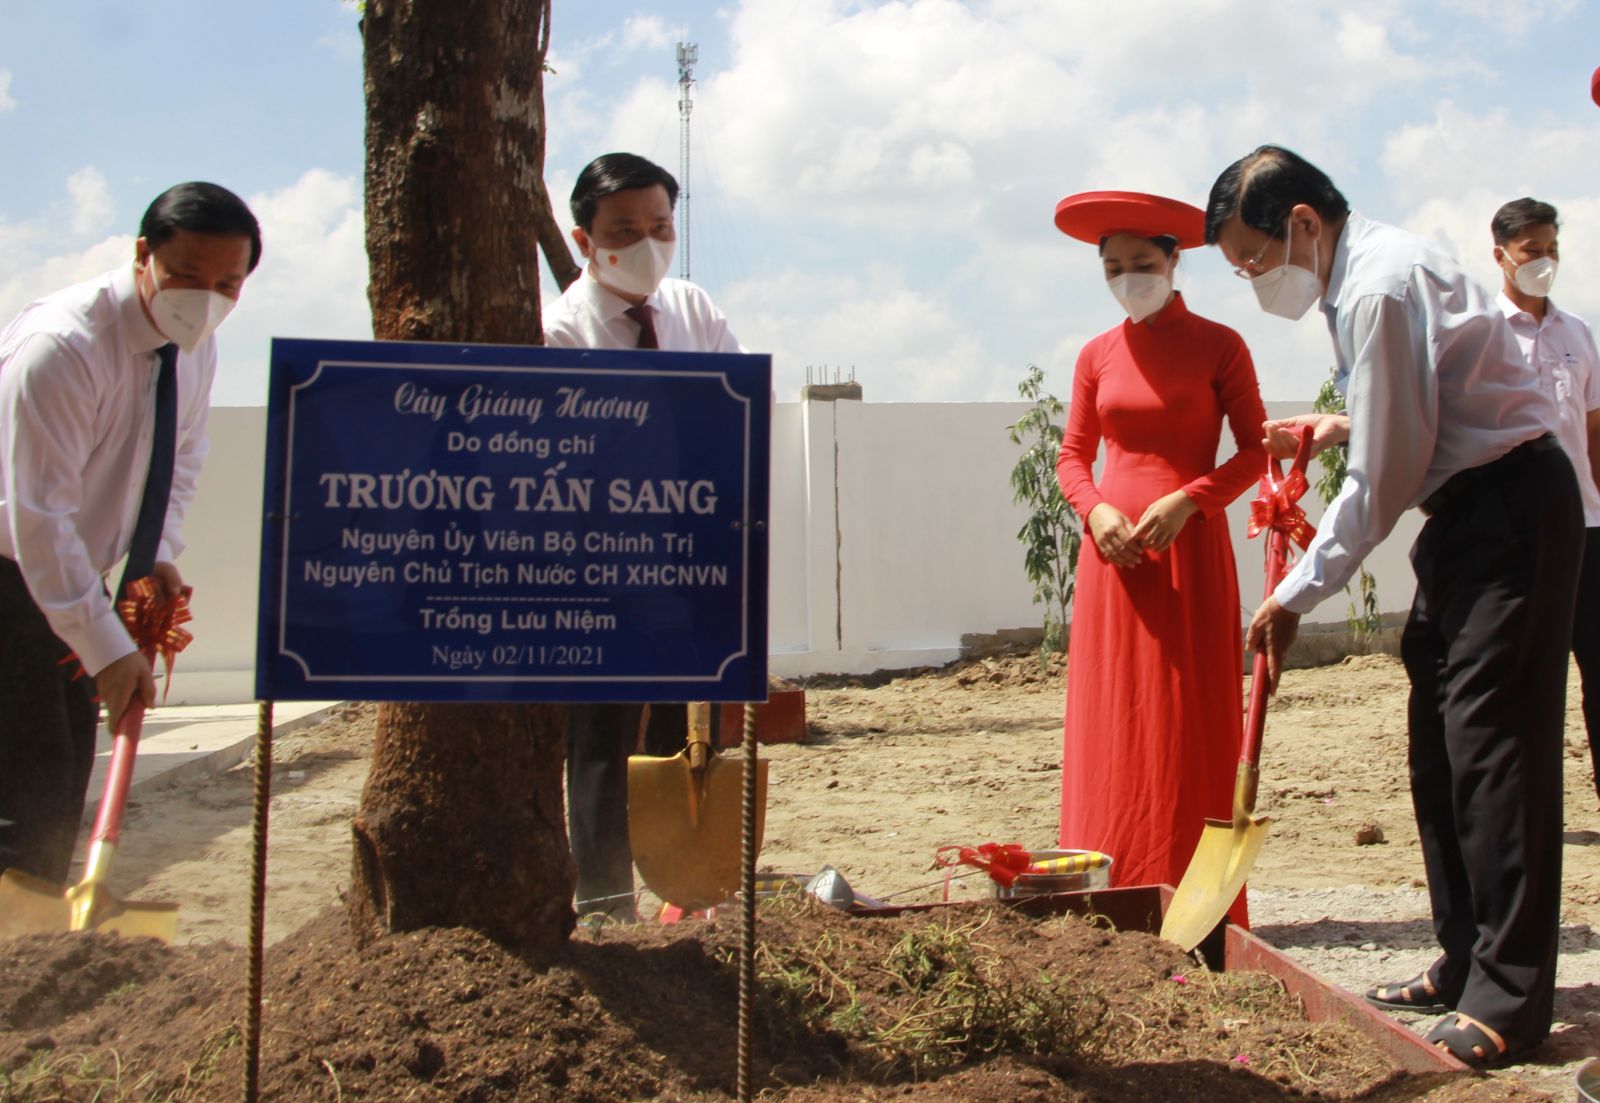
[1505,252,1558,298]
[1250,217,1322,321]
[143,259,237,351]
[1107,272,1173,323]
[588,235,675,298]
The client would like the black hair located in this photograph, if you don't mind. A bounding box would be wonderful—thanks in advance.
[1203,145,1350,244]
[139,182,262,272]
[1491,198,1559,245]
[569,153,679,230]
[1097,233,1178,257]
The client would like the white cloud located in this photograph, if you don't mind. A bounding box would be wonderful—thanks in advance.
[1446,0,1579,23]
[0,70,14,112]
[545,1,1600,407]
[695,0,1443,231]
[554,10,686,70]
[623,15,682,53]
[634,0,1451,402]
[594,76,681,164]
[0,235,134,325]
[1376,97,1600,325]
[722,266,989,401]
[1380,101,1600,209]
[66,167,114,237]
[213,170,372,405]
[0,170,134,325]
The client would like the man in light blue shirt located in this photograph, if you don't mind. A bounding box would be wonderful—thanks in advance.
[1206,145,1580,1068]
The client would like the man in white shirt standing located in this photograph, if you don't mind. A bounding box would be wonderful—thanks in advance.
[0,182,260,884]
[1206,146,1580,1067]
[1491,197,1600,799]
[544,152,741,920]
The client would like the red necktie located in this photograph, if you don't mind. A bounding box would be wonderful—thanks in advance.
[624,304,658,349]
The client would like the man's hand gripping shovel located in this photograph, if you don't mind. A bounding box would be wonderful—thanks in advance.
[0,579,190,942]
[1160,427,1315,952]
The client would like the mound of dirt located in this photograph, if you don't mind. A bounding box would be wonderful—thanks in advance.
[0,898,1543,1102]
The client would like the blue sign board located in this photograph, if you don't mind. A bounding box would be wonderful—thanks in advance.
[255,338,770,702]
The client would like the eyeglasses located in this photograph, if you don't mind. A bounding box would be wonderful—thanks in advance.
[1232,232,1279,279]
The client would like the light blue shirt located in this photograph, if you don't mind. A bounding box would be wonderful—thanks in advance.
[1276,212,1559,614]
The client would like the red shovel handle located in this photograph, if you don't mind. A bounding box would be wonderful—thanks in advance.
[1240,427,1315,767]
[87,668,150,849]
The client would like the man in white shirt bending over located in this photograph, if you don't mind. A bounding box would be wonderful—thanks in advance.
[1207,146,1580,1068]
[544,152,740,921]
[1491,197,1600,802]
[0,182,261,883]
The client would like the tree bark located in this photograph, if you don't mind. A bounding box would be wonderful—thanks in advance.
[350,0,574,948]
[536,176,583,292]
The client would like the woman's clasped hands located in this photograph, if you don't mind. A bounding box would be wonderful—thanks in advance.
[1087,490,1197,567]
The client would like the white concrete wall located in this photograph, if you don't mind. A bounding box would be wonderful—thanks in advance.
[164,398,1421,702]
[169,407,268,704]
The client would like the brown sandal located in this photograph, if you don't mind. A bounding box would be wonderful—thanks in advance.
[1365,970,1456,1012]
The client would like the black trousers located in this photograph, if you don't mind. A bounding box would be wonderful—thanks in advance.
[0,557,100,883]
[1402,439,1582,1045]
[564,701,706,913]
[1574,529,1600,795]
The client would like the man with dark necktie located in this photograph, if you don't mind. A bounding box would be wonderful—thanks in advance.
[544,152,742,920]
[0,182,261,883]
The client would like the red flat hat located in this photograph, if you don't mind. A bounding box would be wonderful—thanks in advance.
[1592,64,1600,107]
[1053,190,1206,249]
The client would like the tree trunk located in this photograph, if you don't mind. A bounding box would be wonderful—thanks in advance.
[535,176,583,292]
[350,0,574,948]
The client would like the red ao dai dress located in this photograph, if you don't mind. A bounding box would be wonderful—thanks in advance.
[1055,292,1267,925]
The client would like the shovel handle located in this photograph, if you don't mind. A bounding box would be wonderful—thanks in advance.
[1239,426,1315,774]
[686,701,712,770]
[88,697,145,849]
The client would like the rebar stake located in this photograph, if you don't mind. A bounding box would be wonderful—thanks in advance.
[244,700,273,1103]
[737,701,758,1103]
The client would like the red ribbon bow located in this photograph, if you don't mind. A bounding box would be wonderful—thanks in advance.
[1247,466,1316,550]
[116,577,194,702]
[933,842,1036,887]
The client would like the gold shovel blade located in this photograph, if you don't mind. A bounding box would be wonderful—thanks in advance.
[1158,813,1270,952]
[628,751,768,910]
[0,869,178,943]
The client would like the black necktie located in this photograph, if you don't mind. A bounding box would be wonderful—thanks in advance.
[119,343,178,598]
[624,304,659,349]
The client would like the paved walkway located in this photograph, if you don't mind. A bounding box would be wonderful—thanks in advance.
[86,700,339,814]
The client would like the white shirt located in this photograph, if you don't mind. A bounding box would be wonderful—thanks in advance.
[0,264,215,674]
[1498,291,1600,526]
[1276,212,1559,614]
[543,270,742,353]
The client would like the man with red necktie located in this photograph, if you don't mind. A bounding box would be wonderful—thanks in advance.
[544,152,742,921]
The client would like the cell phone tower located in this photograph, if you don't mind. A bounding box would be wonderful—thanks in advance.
[677,41,697,279]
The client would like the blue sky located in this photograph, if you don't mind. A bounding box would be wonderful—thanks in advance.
[4,1,1600,406]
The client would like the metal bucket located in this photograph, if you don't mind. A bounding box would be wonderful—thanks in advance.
[1577,1057,1600,1101]
[990,849,1113,900]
